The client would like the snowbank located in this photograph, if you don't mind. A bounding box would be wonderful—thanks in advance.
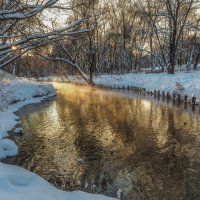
[0,70,56,159]
[67,75,87,85]
[38,76,69,82]
[38,75,86,84]
[0,163,115,200]
[95,72,200,102]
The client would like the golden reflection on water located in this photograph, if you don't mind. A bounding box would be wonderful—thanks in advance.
[10,83,200,200]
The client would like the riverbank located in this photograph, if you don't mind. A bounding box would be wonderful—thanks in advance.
[0,70,56,159]
[0,70,116,200]
[95,72,200,102]
[95,71,200,102]
[68,71,200,102]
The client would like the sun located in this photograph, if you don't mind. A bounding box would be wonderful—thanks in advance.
[11,46,17,50]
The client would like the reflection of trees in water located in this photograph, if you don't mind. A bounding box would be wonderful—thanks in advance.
[11,110,60,178]
[8,85,200,199]
[58,87,199,199]
[58,94,105,190]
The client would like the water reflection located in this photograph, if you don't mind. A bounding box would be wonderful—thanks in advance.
[6,83,200,199]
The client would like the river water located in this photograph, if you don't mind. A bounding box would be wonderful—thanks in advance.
[5,83,200,199]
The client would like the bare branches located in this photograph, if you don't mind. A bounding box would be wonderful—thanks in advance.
[0,0,58,21]
[0,0,94,72]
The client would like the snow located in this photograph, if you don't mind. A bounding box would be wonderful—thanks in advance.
[0,139,18,160]
[0,162,116,200]
[77,158,84,166]
[0,70,116,200]
[67,75,88,85]
[37,75,87,84]
[38,76,69,82]
[14,128,23,135]
[94,71,200,102]
[117,189,123,200]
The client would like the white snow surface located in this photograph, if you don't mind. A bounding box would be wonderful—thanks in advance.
[14,127,23,135]
[0,162,115,200]
[0,70,116,200]
[94,72,200,102]
[39,75,86,84]
[38,76,69,82]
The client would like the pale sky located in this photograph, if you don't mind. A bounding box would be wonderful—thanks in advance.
[42,0,71,29]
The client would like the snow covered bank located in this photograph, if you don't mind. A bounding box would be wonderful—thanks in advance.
[38,76,69,82]
[0,163,115,200]
[95,72,200,102]
[0,70,56,159]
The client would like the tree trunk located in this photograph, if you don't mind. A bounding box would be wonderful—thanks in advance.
[168,45,176,74]
[193,46,200,70]
[168,24,177,74]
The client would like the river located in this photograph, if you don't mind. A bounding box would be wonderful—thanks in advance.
[5,83,200,200]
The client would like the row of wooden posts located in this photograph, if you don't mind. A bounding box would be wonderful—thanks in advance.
[98,84,197,105]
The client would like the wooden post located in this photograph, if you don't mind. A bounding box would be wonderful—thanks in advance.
[123,86,125,90]
[184,95,188,102]
[167,92,170,100]
[162,91,165,98]
[192,96,196,105]
[173,93,176,99]
[177,94,181,102]
[157,90,160,97]
[143,88,145,95]
[127,86,130,90]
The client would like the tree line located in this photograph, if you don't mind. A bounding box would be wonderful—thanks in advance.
[1,0,200,83]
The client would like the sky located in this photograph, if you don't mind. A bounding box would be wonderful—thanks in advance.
[42,0,71,29]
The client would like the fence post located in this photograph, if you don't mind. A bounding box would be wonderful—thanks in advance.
[157,90,160,97]
[167,92,170,100]
[184,95,187,102]
[162,91,165,98]
[177,94,181,102]
[192,95,196,105]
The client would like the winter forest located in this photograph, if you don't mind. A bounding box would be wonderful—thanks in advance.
[1,0,200,82]
[1,1,200,200]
